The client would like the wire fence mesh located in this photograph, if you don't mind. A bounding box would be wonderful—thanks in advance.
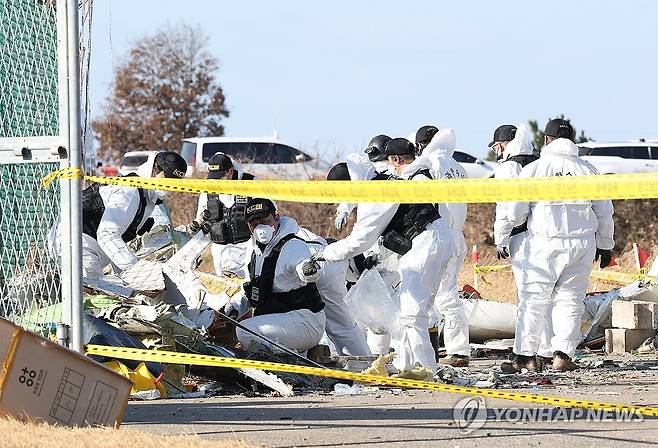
[0,162,61,335]
[0,0,64,337]
[0,0,59,138]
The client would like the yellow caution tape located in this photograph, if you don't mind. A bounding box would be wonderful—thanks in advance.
[43,168,658,204]
[86,344,658,416]
[474,264,512,273]
[473,263,655,286]
[589,270,654,285]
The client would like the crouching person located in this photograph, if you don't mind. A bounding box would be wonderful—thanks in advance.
[223,198,326,354]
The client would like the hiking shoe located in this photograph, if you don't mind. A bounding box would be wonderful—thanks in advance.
[439,355,470,367]
[500,354,540,373]
[552,351,578,371]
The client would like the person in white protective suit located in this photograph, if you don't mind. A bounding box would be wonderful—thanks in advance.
[334,134,392,232]
[489,123,554,364]
[49,151,187,278]
[192,153,255,278]
[414,126,471,367]
[223,198,327,354]
[322,139,455,373]
[501,119,614,372]
[294,226,372,356]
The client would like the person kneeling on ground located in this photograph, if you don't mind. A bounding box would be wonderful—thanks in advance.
[223,198,326,354]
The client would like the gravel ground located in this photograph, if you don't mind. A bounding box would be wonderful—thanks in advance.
[123,354,658,447]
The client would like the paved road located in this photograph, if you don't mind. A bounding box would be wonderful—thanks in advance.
[124,384,658,447]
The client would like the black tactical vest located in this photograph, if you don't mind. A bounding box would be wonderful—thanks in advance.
[380,169,441,255]
[206,173,254,245]
[243,233,325,317]
[502,154,538,237]
[82,176,148,243]
[505,154,538,168]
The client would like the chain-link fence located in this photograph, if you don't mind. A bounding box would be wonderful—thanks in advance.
[0,0,76,341]
[0,162,61,335]
[0,0,60,139]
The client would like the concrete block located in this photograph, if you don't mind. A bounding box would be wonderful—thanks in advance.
[605,328,656,353]
[611,300,657,330]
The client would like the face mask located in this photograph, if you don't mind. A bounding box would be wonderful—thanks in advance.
[253,224,275,245]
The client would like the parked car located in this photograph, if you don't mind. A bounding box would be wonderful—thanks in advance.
[180,137,329,179]
[118,150,162,176]
[579,141,658,174]
[453,150,497,178]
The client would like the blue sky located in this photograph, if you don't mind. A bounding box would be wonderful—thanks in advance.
[89,0,658,161]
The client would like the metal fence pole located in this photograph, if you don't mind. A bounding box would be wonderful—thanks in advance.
[66,0,83,353]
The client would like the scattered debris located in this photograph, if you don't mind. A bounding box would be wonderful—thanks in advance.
[361,352,396,377]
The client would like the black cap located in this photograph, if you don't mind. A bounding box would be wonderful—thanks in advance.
[364,134,391,162]
[207,152,234,179]
[385,138,415,156]
[244,198,276,222]
[154,151,187,178]
[415,125,439,146]
[488,125,517,147]
[327,162,351,181]
[544,118,574,141]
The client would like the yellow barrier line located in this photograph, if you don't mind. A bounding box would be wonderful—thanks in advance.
[44,169,658,204]
[473,264,655,286]
[86,345,658,416]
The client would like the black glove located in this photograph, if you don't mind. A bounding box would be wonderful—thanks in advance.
[595,248,613,269]
[496,246,510,260]
[363,255,378,270]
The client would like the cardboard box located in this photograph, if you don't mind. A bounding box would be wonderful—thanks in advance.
[0,317,131,427]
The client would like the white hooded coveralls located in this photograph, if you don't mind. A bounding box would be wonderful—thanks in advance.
[196,166,252,278]
[235,216,326,353]
[493,125,552,358]
[294,225,372,356]
[418,129,470,356]
[323,153,455,371]
[508,138,614,358]
[49,164,166,278]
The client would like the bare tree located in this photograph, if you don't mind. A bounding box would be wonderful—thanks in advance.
[92,23,229,163]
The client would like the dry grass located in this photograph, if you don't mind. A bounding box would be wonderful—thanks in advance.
[1,418,255,448]
[458,244,657,303]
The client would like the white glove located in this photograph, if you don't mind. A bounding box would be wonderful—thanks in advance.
[223,293,249,319]
[296,258,322,283]
[334,210,349,232]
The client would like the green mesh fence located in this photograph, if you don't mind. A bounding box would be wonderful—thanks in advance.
[0,0,62,333]
[0,0,59,138]
[0,163,61,332]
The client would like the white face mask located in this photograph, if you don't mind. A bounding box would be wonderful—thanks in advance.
[253,224,275,245]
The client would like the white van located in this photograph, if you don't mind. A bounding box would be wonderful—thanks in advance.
[578,141,658,174]
[118,150,162,176]
[180,136,329,179]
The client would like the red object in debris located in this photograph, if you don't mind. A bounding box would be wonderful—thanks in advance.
[608,256,618,267]
[462,284,481,299]
[471,245,479,263]
[534,378,553,386]
[638,246,650,269]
